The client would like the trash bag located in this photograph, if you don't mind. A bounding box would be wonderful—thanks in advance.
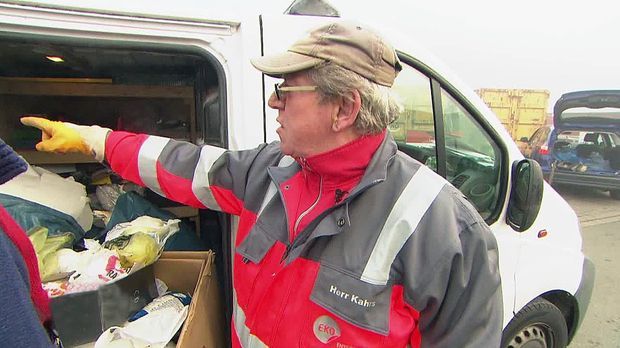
[0,193,86,242]
[103,216,180,268]
[104,192,205,251]
[0,165,93,231]
[27,226,74,282]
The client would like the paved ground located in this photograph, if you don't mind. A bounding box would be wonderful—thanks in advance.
[553,185,620,227]
[550,184,620,347]
[568,221,620,347]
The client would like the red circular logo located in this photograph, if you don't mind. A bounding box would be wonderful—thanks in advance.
[313,315,341,343]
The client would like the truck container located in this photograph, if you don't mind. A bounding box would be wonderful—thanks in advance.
[476,88,550,142]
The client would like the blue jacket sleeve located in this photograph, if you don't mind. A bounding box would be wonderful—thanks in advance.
[0,231,54,347]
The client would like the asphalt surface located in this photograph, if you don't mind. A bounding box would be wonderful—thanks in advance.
[568,220,619,347]
[551,185,620,347]
[555,185,620,227]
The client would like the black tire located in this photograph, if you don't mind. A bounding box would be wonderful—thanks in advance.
[610,190,620,200]
[501,298,568,348]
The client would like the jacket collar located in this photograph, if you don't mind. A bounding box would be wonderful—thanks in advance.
[268,131,398,195]
[283,135,400,264]
[262,132,399,263]
[348,131,398,198]
[297,130,387,188]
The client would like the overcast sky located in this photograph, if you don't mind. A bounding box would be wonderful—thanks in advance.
[331,0,619,110]
[30,0,618,110]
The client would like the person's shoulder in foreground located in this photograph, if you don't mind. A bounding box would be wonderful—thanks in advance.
[0,138,54,347]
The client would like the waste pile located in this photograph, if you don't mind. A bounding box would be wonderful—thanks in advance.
[0,160,202,347]
[32,216,179,298]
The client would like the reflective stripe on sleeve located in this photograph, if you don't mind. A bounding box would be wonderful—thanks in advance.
[137,135,170,196]
[361,166,446,285]
[192,145,227,210]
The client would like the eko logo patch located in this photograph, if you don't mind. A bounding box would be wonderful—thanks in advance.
[313,315,341,343]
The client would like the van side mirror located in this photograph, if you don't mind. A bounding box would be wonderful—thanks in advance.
[506,159,544,232]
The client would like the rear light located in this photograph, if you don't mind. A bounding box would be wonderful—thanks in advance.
[538,145,549,155]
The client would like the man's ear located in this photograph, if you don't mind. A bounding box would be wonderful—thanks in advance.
[333,90,361,132]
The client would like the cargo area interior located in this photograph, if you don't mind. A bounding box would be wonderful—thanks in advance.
[0,35,232,335]
[554,129,620,173]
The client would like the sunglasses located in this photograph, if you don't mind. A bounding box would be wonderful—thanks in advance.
[274,83,318,101]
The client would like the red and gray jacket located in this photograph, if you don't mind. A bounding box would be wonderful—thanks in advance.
[105,130,502,347]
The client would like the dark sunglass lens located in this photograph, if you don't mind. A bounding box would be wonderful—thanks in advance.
[274,84,281,100]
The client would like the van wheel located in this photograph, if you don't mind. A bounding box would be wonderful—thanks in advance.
[610,190,620,200]
[501,298,568,348]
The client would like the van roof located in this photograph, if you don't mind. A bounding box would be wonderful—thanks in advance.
[0,0,293,24]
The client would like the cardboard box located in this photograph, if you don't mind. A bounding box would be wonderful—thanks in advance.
[154,251,225,348]
[52,251,224,347]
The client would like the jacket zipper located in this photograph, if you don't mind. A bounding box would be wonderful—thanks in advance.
[281,173,322,263]
[293,174,323,234]
[279,152,395,263]
[280,177,384,264]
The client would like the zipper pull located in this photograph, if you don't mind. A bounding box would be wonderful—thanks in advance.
[335,188,348,203]
[280,244,291,263]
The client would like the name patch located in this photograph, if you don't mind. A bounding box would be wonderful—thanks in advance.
[310,265,392,334]
[329,285,376,308]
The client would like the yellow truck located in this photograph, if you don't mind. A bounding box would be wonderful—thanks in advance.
[476,88,551,142]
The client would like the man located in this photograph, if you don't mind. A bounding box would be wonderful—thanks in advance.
[22,21,502,347]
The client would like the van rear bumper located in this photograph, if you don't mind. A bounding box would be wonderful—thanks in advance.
[569,257,595,343]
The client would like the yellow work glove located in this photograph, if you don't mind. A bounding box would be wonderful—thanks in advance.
[20,116,111,162]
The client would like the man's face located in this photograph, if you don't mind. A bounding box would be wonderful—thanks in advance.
[268,72,339,158]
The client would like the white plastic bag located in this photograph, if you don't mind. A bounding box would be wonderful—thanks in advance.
[94,292,191,348]
[103,216,180,268]
[0,165,93,231]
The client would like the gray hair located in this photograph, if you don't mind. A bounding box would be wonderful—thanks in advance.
[308,63,402,135]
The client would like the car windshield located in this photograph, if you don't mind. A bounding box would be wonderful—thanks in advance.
[557,130,619,147]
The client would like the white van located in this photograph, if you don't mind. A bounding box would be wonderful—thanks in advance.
[0,0,594,347]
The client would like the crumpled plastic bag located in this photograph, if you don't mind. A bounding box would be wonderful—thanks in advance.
[0,164,93,231]
[27,226,74,282]
[95,184,124,211]
[103,216,180,268]
[94,292,191,348]
[102,192,205,251]
[42,239,129,297]
[41,215,179,297]
[104,232,161,269]
[105,216,180,243]
[2,193,86,242]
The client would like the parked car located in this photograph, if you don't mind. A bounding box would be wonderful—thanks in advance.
[524,90,620,199]
[0,1,594,347]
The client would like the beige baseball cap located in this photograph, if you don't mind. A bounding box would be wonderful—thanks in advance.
[251,21,402,87]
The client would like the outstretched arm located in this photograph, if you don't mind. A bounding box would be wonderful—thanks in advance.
[20,116,261,215]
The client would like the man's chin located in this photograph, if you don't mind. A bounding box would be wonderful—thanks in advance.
[279,145,292,156]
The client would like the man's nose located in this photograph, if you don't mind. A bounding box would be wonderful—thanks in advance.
[268,92,284,110]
